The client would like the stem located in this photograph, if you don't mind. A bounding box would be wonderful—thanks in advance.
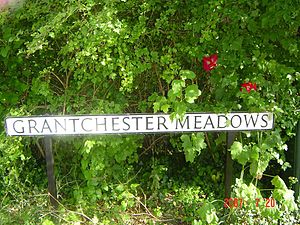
[257,131,263,146]
[259,189,274,191]
[205,133,216,163]
[262,173,276,178]
[240,165,244,180]
[239,133,243,145]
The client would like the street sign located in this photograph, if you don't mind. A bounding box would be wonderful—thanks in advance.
[4,111,274,207]
[5,112,274,136]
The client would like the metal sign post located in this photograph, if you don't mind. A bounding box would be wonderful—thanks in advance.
[44,136,58,208]
[225,132,236,198]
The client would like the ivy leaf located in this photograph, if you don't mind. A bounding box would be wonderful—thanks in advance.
[1,47,9,58]
[173,102,187,119]
[153,102,160,113]
[185,84,201,103]
[180,70,196,80]
[171,79,185,95]
[192,133,207,150]
[198,201,218,224]
[167,89,177,102]
[250,146,259,161]
[271,175,287,191]
[181,134,196,163]
[3,27,12,40]
[233,178,262,207]
[229,142,250,165]
[181,133,206,163]
[249,159,269,179]
[161,104,170,113]
[181,134,192,149]
[272,176,298,211]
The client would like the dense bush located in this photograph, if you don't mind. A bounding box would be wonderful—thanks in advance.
[0,0,299,224]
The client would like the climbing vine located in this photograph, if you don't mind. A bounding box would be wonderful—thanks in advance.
[0,0,299,224]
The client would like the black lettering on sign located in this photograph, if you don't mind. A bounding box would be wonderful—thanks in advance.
[231,115,242,128]
[112,117,120,131]
[41,119,52,133]
[81,118,92,132]
[158,116,168,130]
[69,118,80,132]
[54,119,67,132]
[244,114,259,127]
[96,118,107,131]
[176,116,190,129]
[122,117,130,131]
[194,116,202,129]
[261,114,269,128]
[217,115,227,129]
[28,119,39,133]
[203,116,214,129]
[13,120,24,133]
[146,116,154,130]
[132,116,143,130]
[4,112,274,136]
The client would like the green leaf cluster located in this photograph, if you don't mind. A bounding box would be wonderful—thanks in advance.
[181,133,206,163]
[0,0,300,223]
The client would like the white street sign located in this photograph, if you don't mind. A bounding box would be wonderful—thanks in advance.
[5,112,274,136]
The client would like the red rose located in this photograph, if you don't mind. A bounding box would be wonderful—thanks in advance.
[240,82,257,93]
[202,54,218,71]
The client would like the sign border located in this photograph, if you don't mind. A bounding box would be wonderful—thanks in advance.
[4,112,275,136]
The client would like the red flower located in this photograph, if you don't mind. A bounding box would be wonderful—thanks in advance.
[240,82,257,93]
[202,54,218,71]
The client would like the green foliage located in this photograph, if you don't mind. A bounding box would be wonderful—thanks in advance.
[0,0,300,224]
[198,201,218,224]
[230,141,249,166]
[180,133,206,163]
[272,176,298,212]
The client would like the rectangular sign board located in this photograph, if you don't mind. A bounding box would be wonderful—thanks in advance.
[5,112,274,136]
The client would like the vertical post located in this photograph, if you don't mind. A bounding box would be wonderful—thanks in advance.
[294,122,300,200]
[225,132,235,198]
[44,136,58,208]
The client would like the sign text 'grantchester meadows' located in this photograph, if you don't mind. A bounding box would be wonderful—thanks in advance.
[5,113,274,136]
